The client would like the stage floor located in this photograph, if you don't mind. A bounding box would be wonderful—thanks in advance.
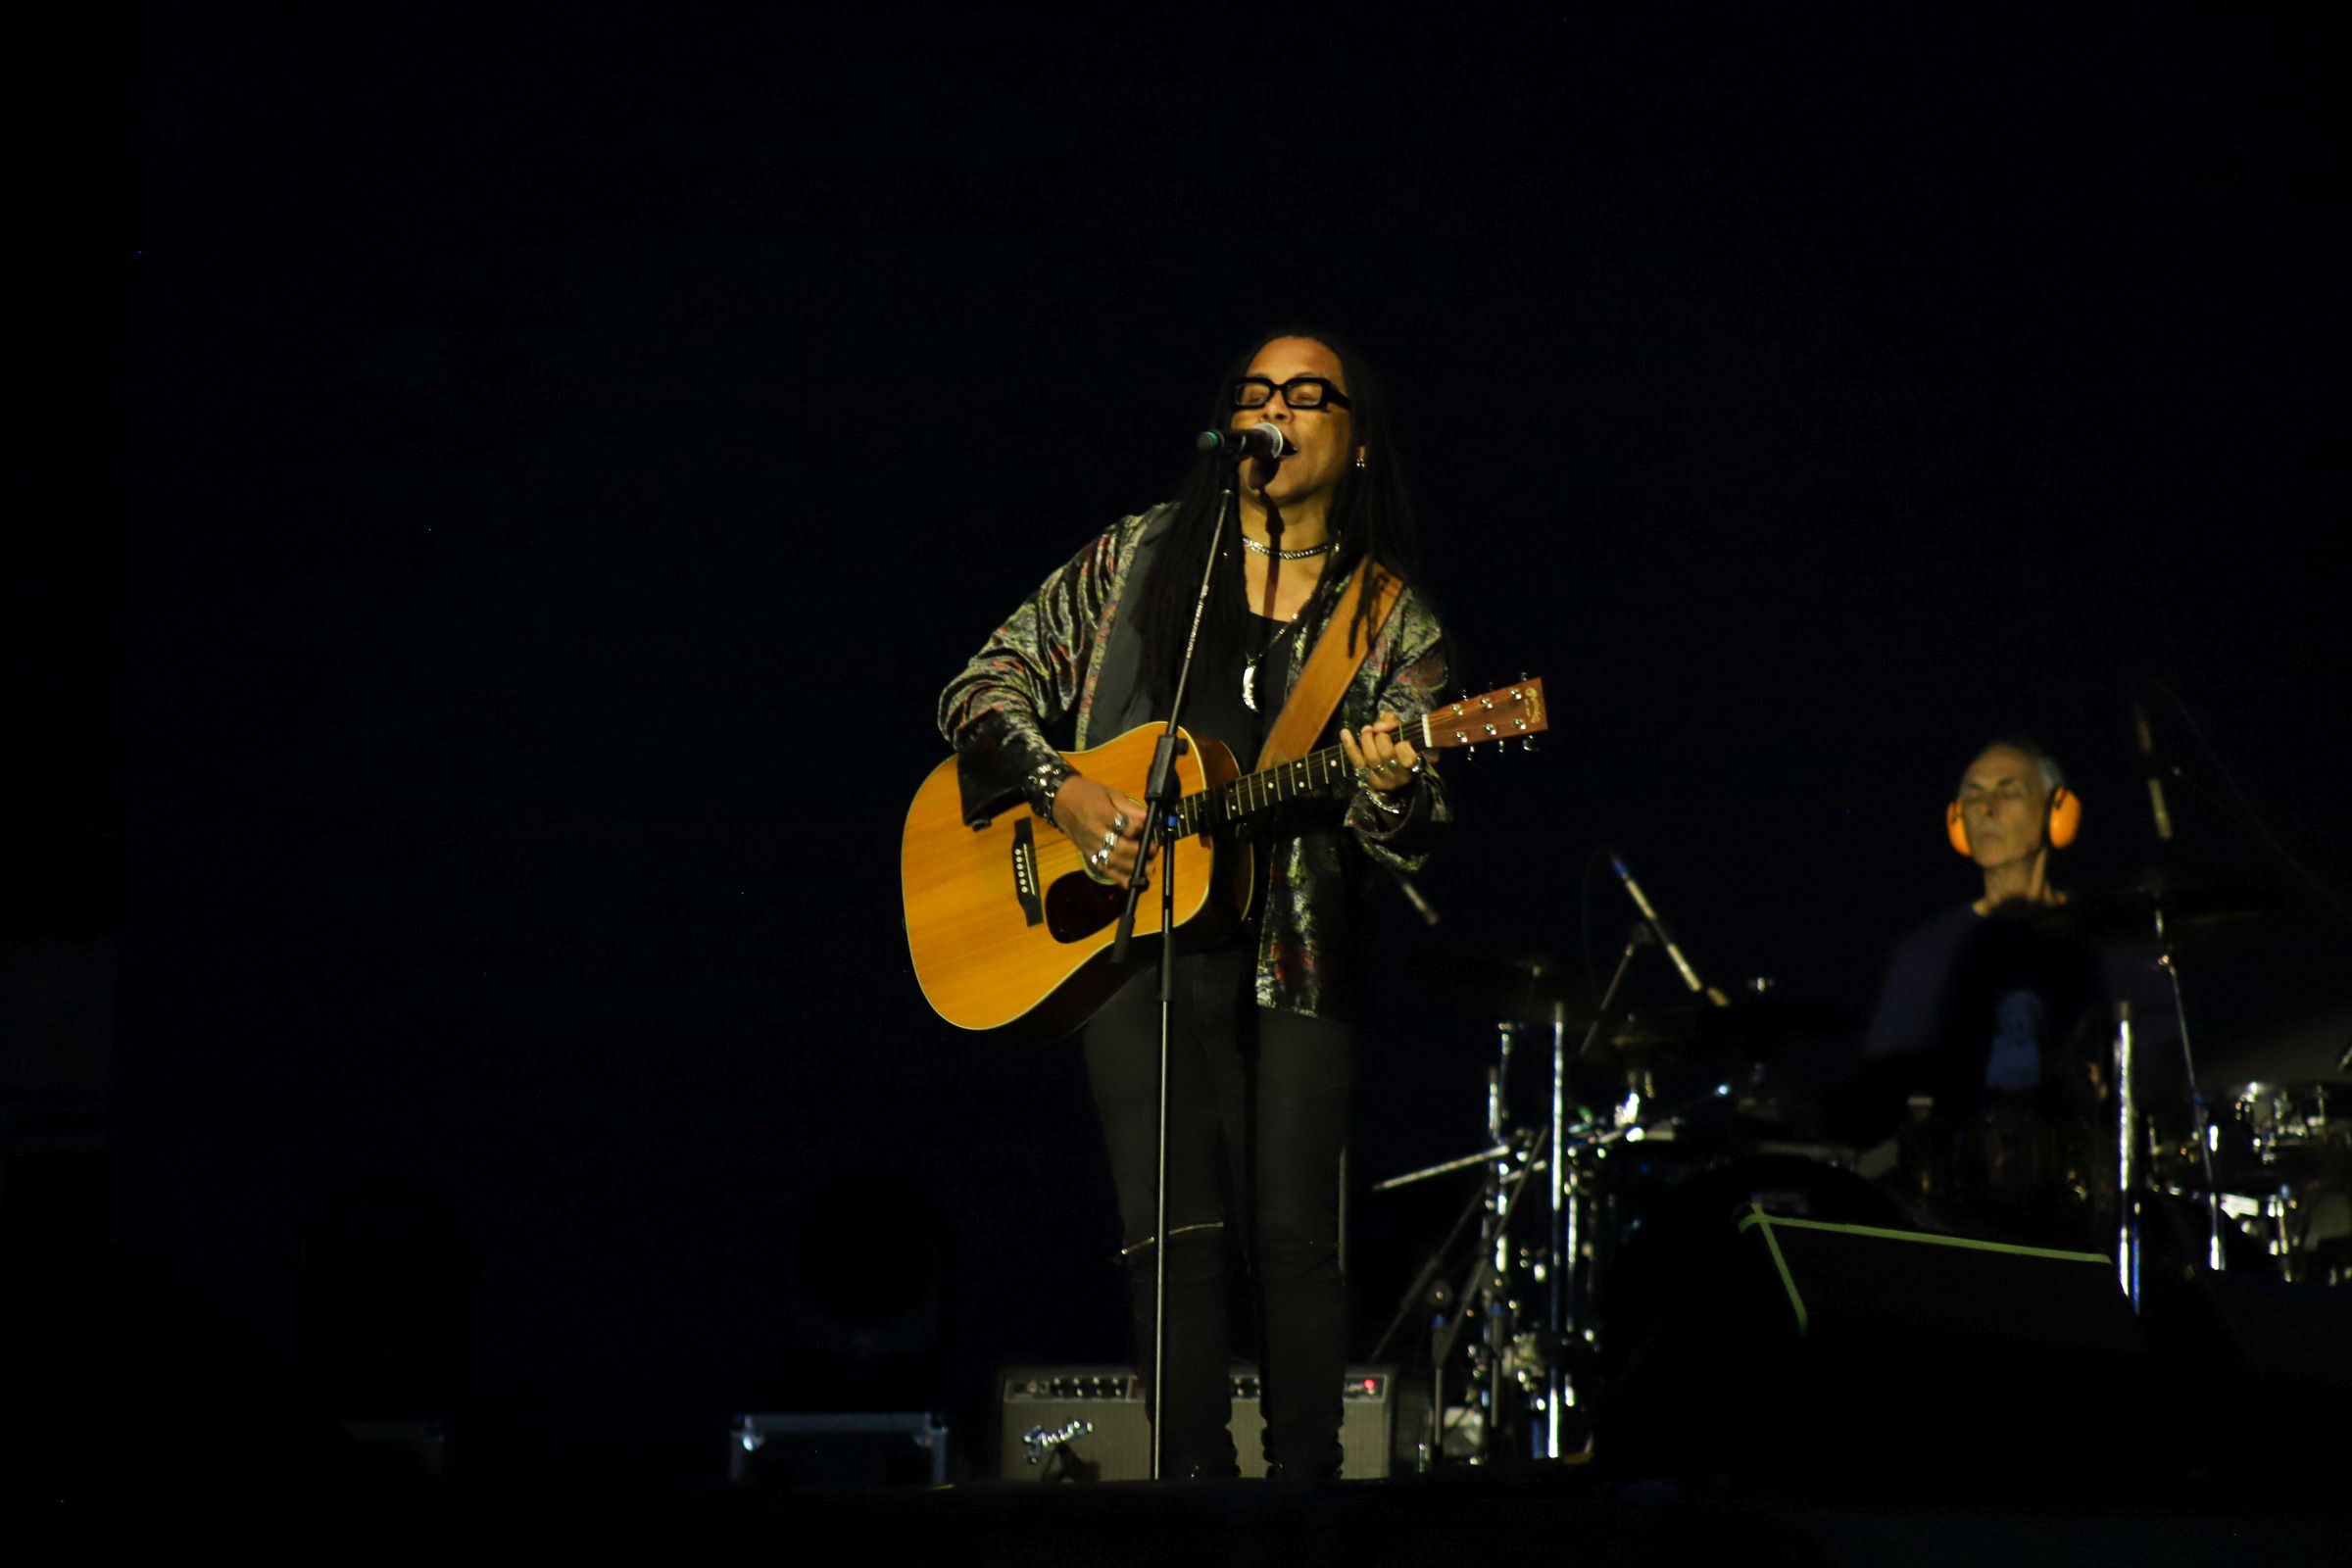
[24,1466,2348,1565]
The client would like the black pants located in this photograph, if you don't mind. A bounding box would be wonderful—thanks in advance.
[1082,946,1352,1477]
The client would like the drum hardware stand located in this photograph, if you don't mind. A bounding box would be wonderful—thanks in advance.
[2114,1002,2142,1308]
[2150,897,2226,1271]
[2127,702,2236,1273]
[1109,458,1234,1481]
[1425,1122,1550,1461]
[1370,903,1734,1469]
[1539,920,1654,1458]
[1370,1140,1525,1195]
[1391,1077,1737,1468]
[1453,924,1650,1464]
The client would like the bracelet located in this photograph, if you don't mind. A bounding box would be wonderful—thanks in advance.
[1031,761,1074,828]
[1364,779,1413,814]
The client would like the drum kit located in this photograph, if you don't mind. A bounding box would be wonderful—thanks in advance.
[1367,875,2349,1469]
[2146,1079,2350,1285]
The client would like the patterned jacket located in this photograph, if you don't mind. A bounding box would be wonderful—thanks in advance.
[937,507,1451,1021]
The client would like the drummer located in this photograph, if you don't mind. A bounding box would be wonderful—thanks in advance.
[1852,737,2113,1245]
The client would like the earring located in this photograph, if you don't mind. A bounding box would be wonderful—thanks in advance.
[1354,447,1367,469]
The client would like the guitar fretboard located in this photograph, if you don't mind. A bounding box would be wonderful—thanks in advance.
[1170,717,1429,839]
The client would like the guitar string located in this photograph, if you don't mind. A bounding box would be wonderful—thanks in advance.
[1076,701,1539,847]
[1165,717,1537,836]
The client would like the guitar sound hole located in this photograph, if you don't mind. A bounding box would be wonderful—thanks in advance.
[1044,873,1129,944]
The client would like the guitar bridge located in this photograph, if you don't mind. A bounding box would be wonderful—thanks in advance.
[1009,819,1045,927]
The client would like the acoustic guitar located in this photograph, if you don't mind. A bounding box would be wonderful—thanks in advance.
[902,678,1548,1041]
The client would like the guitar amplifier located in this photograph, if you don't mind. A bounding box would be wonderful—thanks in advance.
[995,1365,1403,1481]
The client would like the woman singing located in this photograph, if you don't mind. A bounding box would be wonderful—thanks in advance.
[937,330,1450,1479]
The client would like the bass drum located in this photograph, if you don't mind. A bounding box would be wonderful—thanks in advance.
[1595,1153,1904,1373]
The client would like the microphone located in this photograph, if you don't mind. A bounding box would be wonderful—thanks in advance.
[2132,697,2176,842]
[1196,423,1289,464]
[1608,851,1731,1006]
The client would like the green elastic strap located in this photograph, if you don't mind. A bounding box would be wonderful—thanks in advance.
[1736,1206,2114,1336]
[1740,1204,1809,1334]
[1738,1209,2108,1265]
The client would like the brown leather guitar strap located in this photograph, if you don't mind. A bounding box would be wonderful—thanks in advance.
[1254,561,1406,771]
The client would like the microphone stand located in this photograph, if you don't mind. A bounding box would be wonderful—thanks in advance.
[1109,462,1233,1481]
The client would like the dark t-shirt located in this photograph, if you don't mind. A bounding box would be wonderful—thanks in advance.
[1861,904,2108,1116]
[1145,612,1296,941]
[1857,901,2183,1126]
[1166,612,1295,773]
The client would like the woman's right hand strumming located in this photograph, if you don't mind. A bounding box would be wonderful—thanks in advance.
[1054,776,1149,888]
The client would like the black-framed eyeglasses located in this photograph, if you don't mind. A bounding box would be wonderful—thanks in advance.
[1231,375,1351,412]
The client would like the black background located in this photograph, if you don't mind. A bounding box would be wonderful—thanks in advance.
[16,6,2348,1482]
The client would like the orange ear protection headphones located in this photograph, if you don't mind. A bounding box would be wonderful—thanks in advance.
[1945,763,2081,857]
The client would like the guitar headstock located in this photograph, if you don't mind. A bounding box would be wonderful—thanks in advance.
[1420,675,1548,757]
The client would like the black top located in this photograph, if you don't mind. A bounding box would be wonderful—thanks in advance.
[1148,612,1298,945]
[1862,904,2106,1111]
[1158,612,1296,773]
[1857,901,2182,1119]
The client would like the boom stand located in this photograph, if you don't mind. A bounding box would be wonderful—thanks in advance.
[1110,468,1233,1481]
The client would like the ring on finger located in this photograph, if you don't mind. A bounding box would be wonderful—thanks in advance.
[1111,813,1129,835]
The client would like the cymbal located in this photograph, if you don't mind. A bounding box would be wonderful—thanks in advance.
[1408,950,1590,1023]
[2029,878,2283,945]
[1605,998,1858,1056]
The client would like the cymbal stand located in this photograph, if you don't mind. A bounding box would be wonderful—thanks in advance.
[1372,923,1689,1468]
[1425,1120,1547,1458]
[1365,1023,1537,1466]
[2128,709,2231,1271]
[2114,1002,2142,1308]
[1489,1019,1517,1461]
[2153,897,2226,1270]
[1376,1017,1545,1465]
[1542,922,1655,1454]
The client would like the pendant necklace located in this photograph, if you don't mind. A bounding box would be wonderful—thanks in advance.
[1238,533,1329,710]
[1242,615,1293,712]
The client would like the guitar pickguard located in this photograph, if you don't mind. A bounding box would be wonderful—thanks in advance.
[1043,871,1131,944]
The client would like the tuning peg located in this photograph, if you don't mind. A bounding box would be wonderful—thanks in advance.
[1521,736,1539,754]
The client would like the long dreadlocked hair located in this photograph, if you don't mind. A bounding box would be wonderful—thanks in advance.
[1131,327,1431,705]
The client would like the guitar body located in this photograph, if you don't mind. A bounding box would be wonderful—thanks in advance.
[902,725,1254,1042]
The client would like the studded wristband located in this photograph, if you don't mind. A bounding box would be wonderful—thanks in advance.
[1030,761,1074,828]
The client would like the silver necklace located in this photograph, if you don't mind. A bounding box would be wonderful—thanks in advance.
[1241,535,1333,561]
[1242,615,1294,712]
